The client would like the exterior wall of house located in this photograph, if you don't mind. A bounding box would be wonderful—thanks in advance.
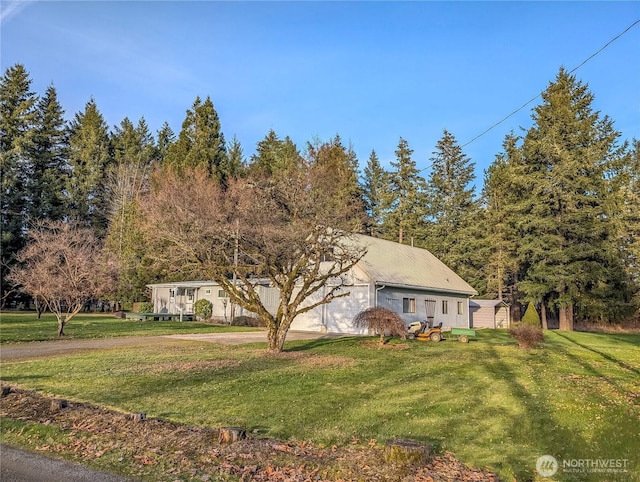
[290,284,371,334]
[151,282,279,321]
[376,287,471,328]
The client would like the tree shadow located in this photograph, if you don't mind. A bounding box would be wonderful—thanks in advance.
[553,331,640,376]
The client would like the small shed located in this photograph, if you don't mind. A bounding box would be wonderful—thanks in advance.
[470,300,510,329]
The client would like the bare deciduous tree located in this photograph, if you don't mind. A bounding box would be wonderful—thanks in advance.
[8,221,114,336]
[140,166,366,353]
[353,307,408,345]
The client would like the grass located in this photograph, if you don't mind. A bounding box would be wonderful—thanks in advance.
[1,326,639,481]
[0,311,256,343]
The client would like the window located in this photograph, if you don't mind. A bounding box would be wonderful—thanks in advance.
[403,297,416,313]
[187,289,194,301]
[442,300,448,314]
[458,301,464,315]
[218,289,228,298]
[169,289,175,299]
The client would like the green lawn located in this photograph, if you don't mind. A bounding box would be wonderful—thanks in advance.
[0,311,256,343]
[1,327,639,481]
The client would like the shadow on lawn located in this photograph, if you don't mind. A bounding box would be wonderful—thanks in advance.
[480,343,590,481]
[284,335,363,352]
[552,331,640,376]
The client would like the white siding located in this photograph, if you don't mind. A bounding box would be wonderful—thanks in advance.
[377,287,470,328]
[470,306,495,328]
[291,285,370,334]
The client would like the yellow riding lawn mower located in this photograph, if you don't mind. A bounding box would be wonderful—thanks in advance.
[408,320,443,342]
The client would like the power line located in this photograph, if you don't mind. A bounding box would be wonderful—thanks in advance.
[460,18,640,149]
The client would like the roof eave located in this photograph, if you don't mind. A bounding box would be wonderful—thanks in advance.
[375,281,477,297]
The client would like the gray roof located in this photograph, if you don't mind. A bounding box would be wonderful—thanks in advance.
[353,234,478,296]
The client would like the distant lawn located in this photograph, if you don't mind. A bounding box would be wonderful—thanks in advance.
[1,329,638,481]
[0,311,257,343]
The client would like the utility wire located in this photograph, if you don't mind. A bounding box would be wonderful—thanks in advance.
[459,18,640,149]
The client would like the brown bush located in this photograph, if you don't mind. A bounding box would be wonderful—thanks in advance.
[509,324,545,349]
[354,307,407,345]
[231,315,266,327]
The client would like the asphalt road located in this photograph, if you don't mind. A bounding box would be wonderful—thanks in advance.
[0,444,134,482]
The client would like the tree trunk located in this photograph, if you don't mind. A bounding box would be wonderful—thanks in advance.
[267,322,291,353]
[541,303,548,330]
[58,320,66,336]
[558,305,574,331]
[35,298,45,319]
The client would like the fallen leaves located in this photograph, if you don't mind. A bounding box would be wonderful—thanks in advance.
[1,387,499,481]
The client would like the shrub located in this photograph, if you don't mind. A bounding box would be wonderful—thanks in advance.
[231,315,265,327]
[194,299,213,320]
[135,302,154,313]
[509,324,545,349]
[353,307,407,345]
[521,302,541,327]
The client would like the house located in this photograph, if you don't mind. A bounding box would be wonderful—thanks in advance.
[147,234,478,334]
[469,299,511,329]
[148,279,279,323]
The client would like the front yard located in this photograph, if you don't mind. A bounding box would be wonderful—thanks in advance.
[1,317,639,481]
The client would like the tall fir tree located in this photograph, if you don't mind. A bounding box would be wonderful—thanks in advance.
[106,117,158,302]
[0,64,37,302]
[67,98,112,237]
[248,129,303,178]
[517,68,628,329]
[380,137,428,245]
[26,84,68,222]
[306,135,365,229]
[481,134,521,304]
[156,121,175,165]
[614,138,640,312]
[164,96,226,180]
[424,130,482,288]
[361,150,387,237]
[220,134,245,185]
[307,136,361,199]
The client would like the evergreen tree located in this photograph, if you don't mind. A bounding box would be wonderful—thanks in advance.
[0,64,37,302]
[164,96,226,179]
[424,130,481,286]
[614,138,640,312]
[521,301,541,327]
[26,84,68,222]
[66,98,112,237]
[517,69,628,329]
[156,121,175,165]
[361,150,387,237]
[380,138,428,244]
[306,135,365,229]
[481,134,521,302]
[106,117,157,302]
[220,134,245,184]
[248,129,303,178]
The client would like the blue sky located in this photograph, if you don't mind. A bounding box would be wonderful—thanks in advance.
[2,1,639,185]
